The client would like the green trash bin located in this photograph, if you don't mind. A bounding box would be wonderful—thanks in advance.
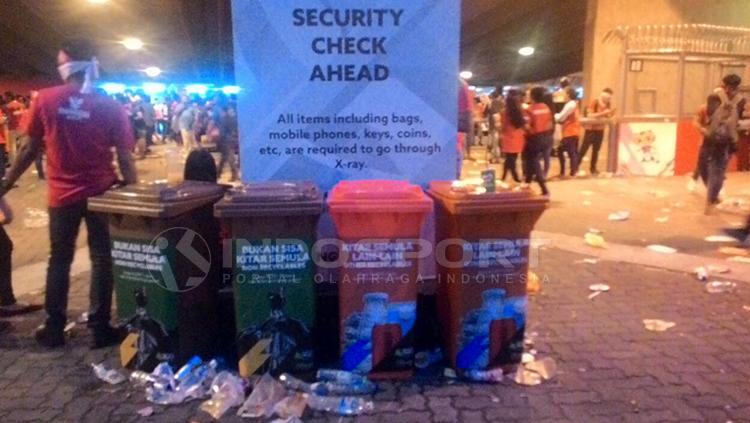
[88,181,226,368]
[214,181,323,377]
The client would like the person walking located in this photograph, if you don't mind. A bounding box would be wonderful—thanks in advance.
[689,94,722,191]
[704,74,744,214]
[555,87,582,178]
[0,38,137,348]
[579,88,615,176]
[522,86,552,196]
[501,90,526,183]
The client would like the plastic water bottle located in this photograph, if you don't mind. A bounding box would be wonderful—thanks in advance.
[91,363,126,385]
[316,369,368,385]
[307,394,375,416]
[278,373,312,393]
[464,367,504,383]
[129,370,156,385]
[311,380,377,396]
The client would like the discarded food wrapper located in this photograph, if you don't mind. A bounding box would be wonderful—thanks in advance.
[273,393,308,419]
[705,281,737,294]
[584,232,607,249]
[719,246,750,256]
[655,216,669,223]
[705,235,738,243]
[647,245,677,254]
[91,363,126,385]
[522,353,535,364]
[588,227,603,234]
[524,358,557,380]
[200,372,247,419]
[237,373,286,418]
[443,368,457,379]
[514,367,542,386]
[137,407,154,417]
[608,211,630,221]
[643,319,676,332]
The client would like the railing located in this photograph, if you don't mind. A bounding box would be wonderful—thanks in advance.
[604,24,750,55]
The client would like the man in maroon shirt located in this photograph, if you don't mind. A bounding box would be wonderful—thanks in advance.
[0,39,137,348]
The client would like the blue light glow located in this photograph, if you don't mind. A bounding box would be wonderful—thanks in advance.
[100,83,126,94]
[185,84,210,96]
[142,82,166,95]
[221,85,241,95]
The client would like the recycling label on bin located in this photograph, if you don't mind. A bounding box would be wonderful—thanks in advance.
[441,238,531,371]
[112,237,178,331]
[234,239,315,376]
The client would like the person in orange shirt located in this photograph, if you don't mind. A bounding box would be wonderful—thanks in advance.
[555,87,582,178]
[580,88,615,175]
[523,86,552,196]
[501,90,526,183]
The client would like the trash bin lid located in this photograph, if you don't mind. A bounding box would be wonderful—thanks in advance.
[214,181,323,217]
[328,180,433,213]
[88,181,226,218]
[427,181,548,215]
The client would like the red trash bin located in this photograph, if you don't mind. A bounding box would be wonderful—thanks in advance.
[328,180,433,379]
[428,182,547,375]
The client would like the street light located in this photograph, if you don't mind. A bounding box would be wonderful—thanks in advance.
[143,66,162,78]
[121,37,144,51]
[459,70,473,80]
[518,46,535,57]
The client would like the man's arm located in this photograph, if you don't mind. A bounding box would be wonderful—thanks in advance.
[116,146,137,185]
[555,101,576,123]
[0,136,43,197]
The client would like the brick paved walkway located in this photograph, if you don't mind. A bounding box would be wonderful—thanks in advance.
[0,246,748,422]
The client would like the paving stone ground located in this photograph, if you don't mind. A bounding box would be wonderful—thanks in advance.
[0,151,749,422]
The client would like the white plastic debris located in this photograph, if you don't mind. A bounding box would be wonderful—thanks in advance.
[585,232,607,249]
[705,281,737,294]
[23,207,49,228]
[608,211,630,221]
[655,216,669,223]
[647,245,677,254]
[136,406,154,417]
[643,319,676,332]
[705,235,739,243]
[91,363,126,385]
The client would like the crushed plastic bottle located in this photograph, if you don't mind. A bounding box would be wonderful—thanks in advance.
[313,369,377,395]
[146,358,218,405]
[463,367,504,383]
[307,394,374,416]
[310,381,377,396]
[91,363,126,385]
[199,371,247,419]
[237,373,286,418]
[278,373,312,393]
[129,370,156,386]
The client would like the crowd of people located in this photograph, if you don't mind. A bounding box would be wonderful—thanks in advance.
[111,90,240,181]
[458,77,616,197]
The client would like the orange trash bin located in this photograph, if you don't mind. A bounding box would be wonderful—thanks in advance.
[427,181,547,375]
[328,180,433,379]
